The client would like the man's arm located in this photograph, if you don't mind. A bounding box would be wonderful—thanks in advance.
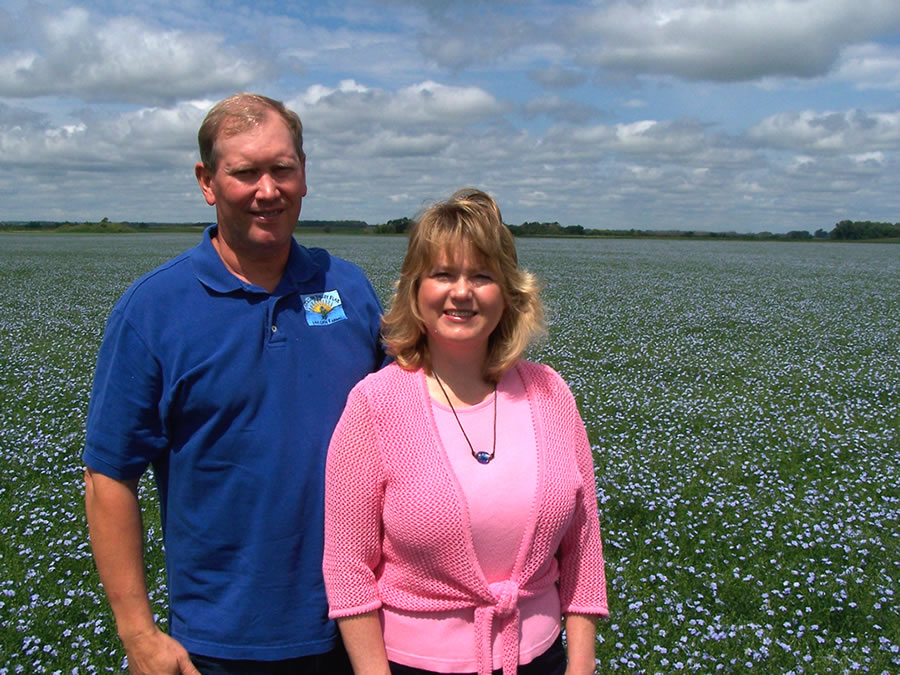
[84,468,199,675]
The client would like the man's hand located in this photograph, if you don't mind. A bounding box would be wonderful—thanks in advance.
[121,625,200,675]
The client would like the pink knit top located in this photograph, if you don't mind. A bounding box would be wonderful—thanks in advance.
[323,361,608,675]
[383,368,559,671]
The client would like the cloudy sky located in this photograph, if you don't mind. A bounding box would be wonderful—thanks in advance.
[2,0,899,232]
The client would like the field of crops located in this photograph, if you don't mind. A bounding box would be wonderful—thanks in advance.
[1,233,897,673]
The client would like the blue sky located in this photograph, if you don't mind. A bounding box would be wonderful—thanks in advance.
[2,0,899,232]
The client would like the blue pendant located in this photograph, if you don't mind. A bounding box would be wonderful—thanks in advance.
[474,451,493,464]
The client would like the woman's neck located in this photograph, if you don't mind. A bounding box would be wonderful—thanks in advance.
[428,348,493,407]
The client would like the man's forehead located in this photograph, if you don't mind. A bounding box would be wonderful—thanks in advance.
[219,111,271,139]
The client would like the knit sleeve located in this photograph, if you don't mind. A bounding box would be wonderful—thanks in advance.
[555,377,609,618]
[323,380,386,619]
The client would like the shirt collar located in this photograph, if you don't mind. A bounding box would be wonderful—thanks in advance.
[191,224,322,295]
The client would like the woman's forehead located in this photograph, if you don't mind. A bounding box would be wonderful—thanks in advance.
[429,240,488,266]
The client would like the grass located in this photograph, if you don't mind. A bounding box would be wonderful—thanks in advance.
[1,233,897,673]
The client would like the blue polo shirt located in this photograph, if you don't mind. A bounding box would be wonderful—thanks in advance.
[84,226,384,660]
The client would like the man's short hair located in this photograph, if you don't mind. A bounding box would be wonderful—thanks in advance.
[198,93,304,172]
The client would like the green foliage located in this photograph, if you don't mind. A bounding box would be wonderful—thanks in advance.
[830,220,900,240]
[374,217,412,234]
[298,219,368,231]
[3,217,898,241]
[507,220,564,235]
[54,221,136,233]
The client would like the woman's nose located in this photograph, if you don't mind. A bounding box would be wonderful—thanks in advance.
[450,276,472,298]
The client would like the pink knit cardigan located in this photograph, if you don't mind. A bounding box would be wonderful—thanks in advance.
[323,361,608,675]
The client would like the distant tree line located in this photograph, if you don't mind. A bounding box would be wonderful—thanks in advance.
[2,217,897,241]
[298,219,368,232]
[0,219,207,232]
[829,220,900,240]
[373,217,413,234]
[503,220,899,241]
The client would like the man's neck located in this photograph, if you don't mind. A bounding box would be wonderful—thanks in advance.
[211,233,289,294]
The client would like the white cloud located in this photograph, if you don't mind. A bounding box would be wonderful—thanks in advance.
[850,151,885,165]
[416,10,542,70]
[0,101,207,169]
[0,7,269,103]
[291,80,504,134]
[545,119,711,158]
[1,1,898,231]
[834,43,900,90]
[567,0,900,82]
[747,109,900,153]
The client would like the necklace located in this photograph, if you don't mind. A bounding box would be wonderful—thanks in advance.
[432,371,497,465]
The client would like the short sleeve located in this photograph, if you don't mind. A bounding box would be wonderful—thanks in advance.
[323,380,387,618]
[83,308,168,479]
[553,373,609,617]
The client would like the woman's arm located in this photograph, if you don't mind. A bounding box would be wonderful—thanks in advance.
[324,384,391,673]
[337,612,392,675]
[323,385,386,615]
[564,613,598,675]
[553,373,608,617]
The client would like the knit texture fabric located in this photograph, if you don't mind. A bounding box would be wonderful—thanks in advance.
[323,361,608,675]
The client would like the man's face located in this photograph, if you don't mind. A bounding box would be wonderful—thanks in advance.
[195,113,307,261]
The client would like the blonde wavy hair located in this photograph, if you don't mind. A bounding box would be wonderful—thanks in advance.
[382,188,545,381]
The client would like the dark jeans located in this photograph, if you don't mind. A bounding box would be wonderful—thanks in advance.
[190,641,353,675]
[388,633,566,675]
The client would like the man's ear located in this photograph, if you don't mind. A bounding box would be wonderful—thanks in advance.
[195,162,216,206]
[299,155,308,198]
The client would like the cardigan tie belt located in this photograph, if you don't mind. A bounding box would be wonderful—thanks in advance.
[474,580,522,675]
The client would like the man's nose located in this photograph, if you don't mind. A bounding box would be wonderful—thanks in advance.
[256,173,278,199]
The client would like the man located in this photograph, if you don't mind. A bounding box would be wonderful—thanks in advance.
[83,93,383,673]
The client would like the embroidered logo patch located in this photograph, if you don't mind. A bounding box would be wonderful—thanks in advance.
[301,290,347,326]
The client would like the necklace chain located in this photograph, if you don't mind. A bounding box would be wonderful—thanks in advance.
[432,371,497,465]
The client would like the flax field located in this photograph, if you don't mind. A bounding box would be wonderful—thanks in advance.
[1,233,897,673]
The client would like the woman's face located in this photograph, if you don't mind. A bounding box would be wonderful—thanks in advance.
[417,245,506,363]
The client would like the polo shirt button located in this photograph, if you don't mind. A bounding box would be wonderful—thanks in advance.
[271,325,278,333]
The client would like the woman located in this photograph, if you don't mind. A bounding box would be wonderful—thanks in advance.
[323,189,607,675]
